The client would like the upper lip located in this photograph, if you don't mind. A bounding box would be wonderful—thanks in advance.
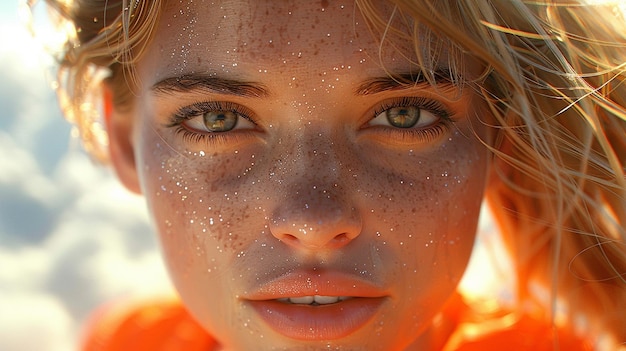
[242,270,388,301]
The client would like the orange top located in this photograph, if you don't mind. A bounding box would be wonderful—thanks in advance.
[81,299,216,351]
[80,297,593,351]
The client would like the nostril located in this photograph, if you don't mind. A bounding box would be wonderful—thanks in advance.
[269,204,362,250]
[276,232,353,250]
[332,233,349,244]
[280,234,299,245]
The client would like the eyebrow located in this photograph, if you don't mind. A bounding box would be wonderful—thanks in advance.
[151,74,270,98]
[152,70,458,98]
[355,70,458,96]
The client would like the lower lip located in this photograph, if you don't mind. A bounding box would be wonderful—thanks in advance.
[247,297,386,340]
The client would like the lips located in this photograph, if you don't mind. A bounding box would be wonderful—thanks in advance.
[243,271,388,340]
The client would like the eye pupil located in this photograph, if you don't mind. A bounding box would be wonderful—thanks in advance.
[204,110,238,132]
[386,106,420,128]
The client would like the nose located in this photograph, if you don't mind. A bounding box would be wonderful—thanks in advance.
[268,132,362,251]
[269,186,362,250]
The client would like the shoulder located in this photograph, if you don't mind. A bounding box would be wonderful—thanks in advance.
[445,312,594,351]
[80,297,217,351]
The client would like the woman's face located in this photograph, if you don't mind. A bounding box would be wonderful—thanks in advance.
[115,1,492,350]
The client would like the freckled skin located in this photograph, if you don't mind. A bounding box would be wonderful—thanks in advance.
[119,1,492,350]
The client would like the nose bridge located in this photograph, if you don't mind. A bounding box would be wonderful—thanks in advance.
[297,128,343,183]
[268,127,362,250]
[274,122,349,192]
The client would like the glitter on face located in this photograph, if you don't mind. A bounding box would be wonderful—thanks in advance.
[127,1,493,349]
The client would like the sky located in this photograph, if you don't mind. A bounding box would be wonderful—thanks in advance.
[0,2,173,351]
[0,1,510,351]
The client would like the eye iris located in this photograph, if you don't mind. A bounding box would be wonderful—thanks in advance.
[204,110,237,132]
[386,106,420,128]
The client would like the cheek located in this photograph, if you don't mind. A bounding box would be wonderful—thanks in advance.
[135,134,276,337]
[363,130,488,284]
[141,147,260,263]
[135,127,265,289]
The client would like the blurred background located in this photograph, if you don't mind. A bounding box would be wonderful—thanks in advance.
[0,1,510,350]
[0,2,173,351]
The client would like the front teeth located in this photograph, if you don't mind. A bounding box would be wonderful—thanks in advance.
[277,295,351,305]
[289,296,315,304]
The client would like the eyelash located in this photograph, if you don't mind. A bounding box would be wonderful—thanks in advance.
[167,101,257,145]
[369,96,455,143]
[166,97,455,146]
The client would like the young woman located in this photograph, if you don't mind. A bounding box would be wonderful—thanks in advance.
[39,0,625,350]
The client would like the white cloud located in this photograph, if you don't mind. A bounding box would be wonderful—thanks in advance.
[0,6,172,351]
[0,292,74,351]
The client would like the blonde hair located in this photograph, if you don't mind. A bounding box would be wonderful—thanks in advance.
[40,0,626,346]
[34,0,162,160]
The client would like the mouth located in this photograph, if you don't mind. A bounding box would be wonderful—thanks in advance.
[243,272,388,341]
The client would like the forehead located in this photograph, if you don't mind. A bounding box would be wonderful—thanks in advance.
[146,0,423,81]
